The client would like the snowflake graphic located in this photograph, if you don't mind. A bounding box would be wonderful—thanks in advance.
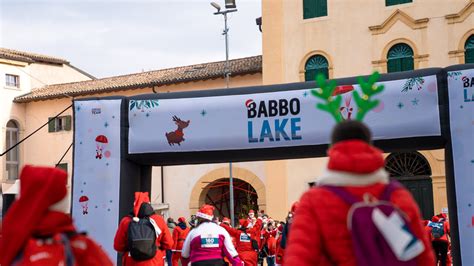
[146,113,150,117]
[303,91,309,97]
[411,98,419,105]
[201,110,207,116]
[104,122,109,128]
[76,106,81,111]
[397,102,404,109]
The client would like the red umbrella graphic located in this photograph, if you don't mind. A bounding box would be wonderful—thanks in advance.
[332,85,355,120]
[79,195,89,215]
[95,135,108,159]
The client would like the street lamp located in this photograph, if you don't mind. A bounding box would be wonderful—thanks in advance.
[210,1,237,227]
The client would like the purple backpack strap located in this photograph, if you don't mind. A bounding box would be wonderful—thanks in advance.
[322,186,359,205]
[379,180,403,201]
[322,180,403,204]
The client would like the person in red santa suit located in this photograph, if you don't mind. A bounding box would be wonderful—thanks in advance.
[0,165,113,266]
[430,214,451,266]
[247,209,256,226]
[114,192,173,266]
[221,217,263,266]
[275,224,285,266]
[285,120,435,266]
[172,217,190,266]
[262,219,277,266]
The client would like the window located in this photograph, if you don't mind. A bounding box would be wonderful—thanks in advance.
[5,74,20,88]
[56,163,68,172]
[387,43,414,73]
[48,115,72,132]
[6,120,19,180]
[385,0,412,6]
[305,55,329,81]
[303,0,327,19]
[465,35,474,64]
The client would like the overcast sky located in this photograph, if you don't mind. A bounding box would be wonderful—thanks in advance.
[0,0,262,78]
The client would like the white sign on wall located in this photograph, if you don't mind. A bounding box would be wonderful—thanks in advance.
[129,75,441,154]
[447,69,474,265]
[72,99,122,262]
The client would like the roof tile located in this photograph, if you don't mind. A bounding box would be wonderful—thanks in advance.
[14,55,262,103]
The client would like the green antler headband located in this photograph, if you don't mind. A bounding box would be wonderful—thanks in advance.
[311,72,384,122]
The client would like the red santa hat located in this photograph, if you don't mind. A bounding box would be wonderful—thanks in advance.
[178,216,186,223]
[239,219,250,228]
[277,224,284,233]
[196,204,214,221]
[249,210,255,214]
[133,192,151,217]
[327,140,384,174]
[0,165,69,266]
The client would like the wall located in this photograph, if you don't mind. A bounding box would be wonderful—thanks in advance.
[263,0,471,83]
[20,73,263,216]
[29,63,93,89]
[261,0,473,218]
[0,59,30,183]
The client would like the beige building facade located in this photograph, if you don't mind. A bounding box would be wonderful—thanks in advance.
[0,48,93,212]
[260,0,473,219]
[3,0,473,222]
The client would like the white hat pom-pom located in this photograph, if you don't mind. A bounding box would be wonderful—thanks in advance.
[133,217,140,222]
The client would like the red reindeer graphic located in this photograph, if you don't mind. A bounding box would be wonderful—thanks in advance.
[165,116,190,146]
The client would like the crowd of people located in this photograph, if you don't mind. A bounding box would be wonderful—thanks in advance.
[0,120,453,266]
[164,207,294,266]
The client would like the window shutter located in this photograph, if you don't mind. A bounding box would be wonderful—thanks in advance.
[401,57,414,71]
[65,115,72,131]
[386,0,411,6]
[387,59,397,73]
[303,0,315,19]
[305,69,317,81]
[319,68,329,79]
[316,0,327,17]
[48,117,56,132]
[56,163,68,172]
[466,49,474,64]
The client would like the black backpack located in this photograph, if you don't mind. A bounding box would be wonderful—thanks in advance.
[431,221,445,239]
[127,216,157,261]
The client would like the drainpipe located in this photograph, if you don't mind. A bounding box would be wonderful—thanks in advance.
[161,166,165,204]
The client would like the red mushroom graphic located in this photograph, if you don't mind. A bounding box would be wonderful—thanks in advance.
[79,195,89,215]
[95,135,108,159]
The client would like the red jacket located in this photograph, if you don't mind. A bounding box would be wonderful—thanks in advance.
[221,218,263,253]
[172,225,190,251]
[114,214,173,266]
[275,234,284,264]
[285,184,435,266]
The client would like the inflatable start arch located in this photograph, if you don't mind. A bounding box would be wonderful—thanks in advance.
[72,65,474,265]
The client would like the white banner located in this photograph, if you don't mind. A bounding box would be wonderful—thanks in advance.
[72,99,122,262]
[129,75,441,153]
[447,69,474,265]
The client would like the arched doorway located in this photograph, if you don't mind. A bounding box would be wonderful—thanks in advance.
[201,178,258,220]
[385,151,434,219]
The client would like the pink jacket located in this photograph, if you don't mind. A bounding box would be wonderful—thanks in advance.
[181,221,242,266]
